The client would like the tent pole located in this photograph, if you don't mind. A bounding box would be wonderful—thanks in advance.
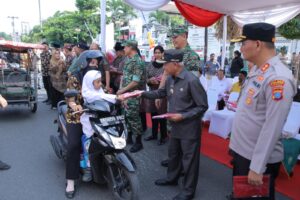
[221,15,227,70]
[100,0,106,52]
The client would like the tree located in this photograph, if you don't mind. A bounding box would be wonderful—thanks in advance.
[149,11,169,26]
[76,0,99,12]
[0,32,12,40]
[214,16,241,60]
[278,15,300,39]
[106,0,137,40]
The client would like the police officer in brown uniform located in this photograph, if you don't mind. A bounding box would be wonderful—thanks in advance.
[230,23,296,200]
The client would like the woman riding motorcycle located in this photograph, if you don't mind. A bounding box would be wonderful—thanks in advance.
[64,51,103,199]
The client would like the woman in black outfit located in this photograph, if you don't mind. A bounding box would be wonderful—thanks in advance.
[230,50,244,78]
[143,45,167,145]
[64,52,103,199]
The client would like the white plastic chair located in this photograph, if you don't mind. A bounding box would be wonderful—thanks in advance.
[208,92,239,138]
[202,88,219,122]
[282,102,300,138]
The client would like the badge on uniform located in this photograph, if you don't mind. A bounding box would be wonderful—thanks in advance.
[257,75,264,81]
[261,63,270,73]
[245,88,256,105]
[270,80,285,101]
[252,80,261,89]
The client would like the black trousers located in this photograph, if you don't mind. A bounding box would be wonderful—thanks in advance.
[140,112,147,132]
[151,112,167,140]
[167,138,200,196]
[217,99,226,110]
[66,123,83,180]
[231,151,281,200]
[51,88,64,108]
[42,75,51,100]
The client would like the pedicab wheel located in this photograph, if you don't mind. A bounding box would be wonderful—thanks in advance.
[107,164,139,200]
[31,102,37,113]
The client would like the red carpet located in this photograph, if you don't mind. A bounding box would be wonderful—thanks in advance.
[146,114,300,199]
[202,126,300,200]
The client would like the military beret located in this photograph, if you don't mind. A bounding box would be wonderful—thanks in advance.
[157,49,184,64]
[231,22,276,43]
[167,25,188,38]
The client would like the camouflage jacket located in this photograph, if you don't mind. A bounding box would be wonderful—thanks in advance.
[183,44,200,72]
[121,54,145,91]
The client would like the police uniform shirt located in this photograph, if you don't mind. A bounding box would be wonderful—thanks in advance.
[142,69,208,139]
[229,56,296,174]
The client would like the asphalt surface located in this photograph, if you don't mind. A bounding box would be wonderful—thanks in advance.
[0,91,291,200]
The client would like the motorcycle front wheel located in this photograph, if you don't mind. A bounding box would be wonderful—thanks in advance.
[107,164,139,200]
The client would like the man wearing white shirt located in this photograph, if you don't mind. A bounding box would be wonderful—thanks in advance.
[215,69,232,110]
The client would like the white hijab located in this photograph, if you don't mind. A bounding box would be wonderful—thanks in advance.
[82,70,116,104]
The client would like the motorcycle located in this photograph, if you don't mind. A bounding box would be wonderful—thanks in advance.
[50,90,139,200]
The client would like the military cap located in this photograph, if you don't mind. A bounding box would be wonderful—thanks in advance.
[41,41,49,46]
[167,25,188,37]
[157,49,184,64]
[231,22,276,43]
[122,40,138,49]
[51,42,61,49]
[114,42,124,51]
[76,42,89,50]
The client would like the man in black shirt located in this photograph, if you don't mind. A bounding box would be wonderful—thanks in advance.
[141,49,208,200]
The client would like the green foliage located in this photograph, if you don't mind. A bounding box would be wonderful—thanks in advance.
[19,0,137,44]
[75,0,99,12]
[106,0,137,40]
[278,15,300,39]
[0,32,12,40]
[149,11,184,27]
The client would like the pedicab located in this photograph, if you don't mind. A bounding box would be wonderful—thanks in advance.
[0,40,44,113]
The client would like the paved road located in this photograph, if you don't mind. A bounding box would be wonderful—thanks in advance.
[0,92,291,200]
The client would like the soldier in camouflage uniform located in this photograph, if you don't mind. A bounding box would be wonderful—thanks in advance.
[117,40,145,153]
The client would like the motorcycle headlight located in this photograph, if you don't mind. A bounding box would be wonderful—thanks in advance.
[109,131,126,149]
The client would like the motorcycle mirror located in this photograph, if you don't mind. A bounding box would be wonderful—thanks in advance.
[64,89,79,98]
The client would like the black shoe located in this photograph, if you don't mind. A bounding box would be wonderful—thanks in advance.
[173,193,194,200]
[130,143,143,153]
[65,185,76,199]
[161,159,168,167]
[42,99,49,103]
[144,135,157,141]
[155,178,178,186]
[126,132,133,145]
[157,139,166,145]
[0,160,10,170]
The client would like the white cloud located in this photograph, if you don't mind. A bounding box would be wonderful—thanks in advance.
[0,0,77,33]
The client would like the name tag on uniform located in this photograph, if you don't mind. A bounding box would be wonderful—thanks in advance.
[252,80,261,89]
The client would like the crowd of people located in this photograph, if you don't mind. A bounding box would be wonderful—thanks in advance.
[1,21,298,200]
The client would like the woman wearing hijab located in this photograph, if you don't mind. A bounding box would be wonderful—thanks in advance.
[79,70,122,182]
[49,49,67,109]
[64,53,103,199]
[143,45,167,145]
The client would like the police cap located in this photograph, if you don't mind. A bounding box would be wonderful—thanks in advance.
[231,22,276,43]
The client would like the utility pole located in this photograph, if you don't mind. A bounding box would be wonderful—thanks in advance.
[7,16,19,41]
[100,0,106,52]
[38,0,42,29]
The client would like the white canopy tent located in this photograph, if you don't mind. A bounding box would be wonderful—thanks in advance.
[122,0,300,68]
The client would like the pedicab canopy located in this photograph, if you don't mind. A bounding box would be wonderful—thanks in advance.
[0,40,44,53]
[124,0,300,27]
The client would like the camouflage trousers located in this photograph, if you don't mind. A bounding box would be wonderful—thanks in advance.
[125,98,143,136]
